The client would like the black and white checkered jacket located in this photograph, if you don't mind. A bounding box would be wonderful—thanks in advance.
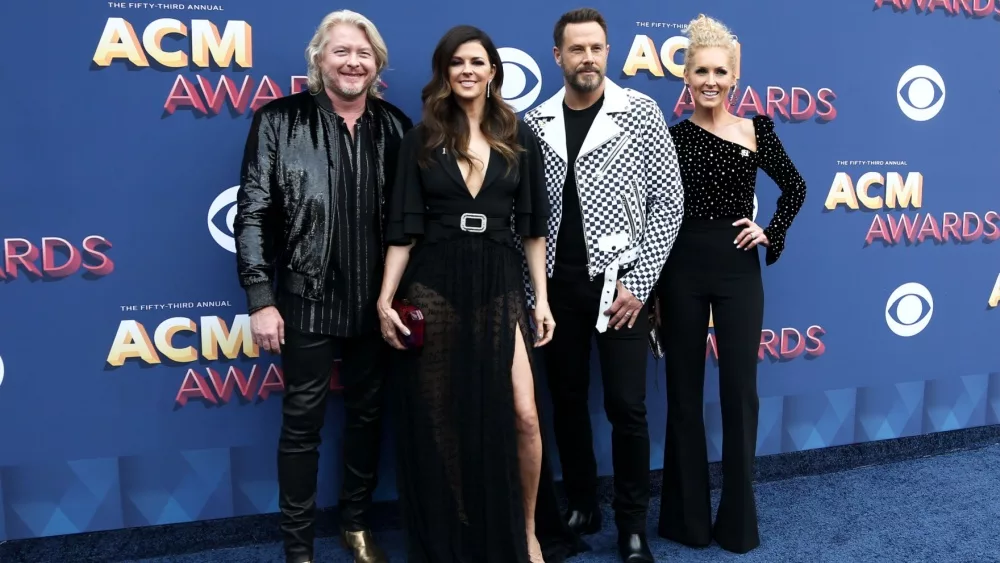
[521,79,684,332]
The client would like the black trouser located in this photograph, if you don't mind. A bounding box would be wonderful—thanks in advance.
[655,219,764,554]
[278,324,387,563]
[543,269,651,534]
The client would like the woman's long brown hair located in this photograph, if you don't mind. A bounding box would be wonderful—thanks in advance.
[418,25,523,173]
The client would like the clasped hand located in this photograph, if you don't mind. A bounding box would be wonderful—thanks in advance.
[605,281,643,330]
[377,300,410,350]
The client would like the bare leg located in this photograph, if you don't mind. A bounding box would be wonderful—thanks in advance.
[512,320,544,562]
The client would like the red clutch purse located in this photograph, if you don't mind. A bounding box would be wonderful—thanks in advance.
[391,298,425,349]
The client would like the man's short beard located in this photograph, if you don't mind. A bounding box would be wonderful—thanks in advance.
[566,69,603,93]
[324,74,373,99]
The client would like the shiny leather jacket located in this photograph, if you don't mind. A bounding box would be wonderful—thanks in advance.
[234,90,413,312]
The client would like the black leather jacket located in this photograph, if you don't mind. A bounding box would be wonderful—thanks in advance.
[234,90,413,312]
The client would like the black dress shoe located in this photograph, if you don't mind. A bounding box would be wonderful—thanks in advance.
[618,532,655,563]
[566,508,601,535]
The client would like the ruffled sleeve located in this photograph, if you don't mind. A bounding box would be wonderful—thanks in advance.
[753,114,807,265]
[384,125,426,246]
[513,121,550,237]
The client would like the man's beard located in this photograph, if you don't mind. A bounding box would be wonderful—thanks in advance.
[324,72,373,99]
[566,67,604,93]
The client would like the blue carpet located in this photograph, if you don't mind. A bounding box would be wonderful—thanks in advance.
[127,444,998,562]
[3,433,999,563]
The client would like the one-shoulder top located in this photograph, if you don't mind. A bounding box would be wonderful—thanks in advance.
[667,114,807,264]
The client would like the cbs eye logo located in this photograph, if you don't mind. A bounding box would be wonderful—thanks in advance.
[208,186,240,253]
[885,282,934,337]
[0,353,5,389]
[497,47,542,113]
[896,65,945,122]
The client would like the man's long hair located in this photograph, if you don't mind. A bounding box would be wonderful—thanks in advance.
[305,10,389,98]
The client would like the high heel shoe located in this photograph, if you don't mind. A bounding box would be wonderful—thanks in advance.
[528,533,545,563]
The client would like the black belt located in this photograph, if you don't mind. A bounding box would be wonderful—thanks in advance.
[430,213,510,233]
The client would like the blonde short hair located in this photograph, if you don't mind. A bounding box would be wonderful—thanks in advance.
[682,14,738,74]
[305,10,389,96]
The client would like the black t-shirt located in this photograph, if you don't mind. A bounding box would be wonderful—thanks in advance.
[554,93,604,281]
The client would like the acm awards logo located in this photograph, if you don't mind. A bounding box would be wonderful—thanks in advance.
[873,0,1000,18]
[91,16,307,116]
[105,312,343,407]
[824,65,999,245]
[621,30,837,122]
[823,168,1000,246]
[0,354,5,390]
[989,273,1000,309]
[0,237,114,281]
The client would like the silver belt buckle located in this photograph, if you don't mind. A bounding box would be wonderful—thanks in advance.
[460,213,487,233]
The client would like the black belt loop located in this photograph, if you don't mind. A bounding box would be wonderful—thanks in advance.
[429,213,510,233]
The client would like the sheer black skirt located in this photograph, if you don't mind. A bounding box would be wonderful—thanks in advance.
[391,235,587,563]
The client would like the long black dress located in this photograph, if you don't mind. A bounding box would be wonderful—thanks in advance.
[385,121,588,563]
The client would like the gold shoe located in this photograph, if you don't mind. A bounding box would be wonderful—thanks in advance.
[341,529,389,563]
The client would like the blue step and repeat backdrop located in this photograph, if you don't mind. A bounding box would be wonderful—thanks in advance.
[1,0,998,541]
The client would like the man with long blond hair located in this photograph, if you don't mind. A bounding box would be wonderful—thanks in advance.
[233,9,412,563]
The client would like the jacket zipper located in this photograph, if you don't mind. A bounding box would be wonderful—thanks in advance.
[571,162,596,281]
[597,134,630,177]
[576,132,626,281]
[621,193,637,241]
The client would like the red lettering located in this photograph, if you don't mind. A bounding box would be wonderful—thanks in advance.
[765,87,790,121]
[3,238,40,278]
[941,212,961,242]
[197,75,254,115]
[780,328,805,360]
[984,211,1000,241]
[82,236,115,276]
[705,326,825,362]
[789,87,816,121]
[250,76,283,112]
[759,329,779,361]
[805,326,826,356]
[164,75,207,114]
[732,86,764,117]
[963,212,984,241]
[291,76,309,94]
[255,364,285,400]
[675,85,837,122]
[207,365,259,402]
[42,238,82,278]
[866,212,999,245]
[875,0,996,16]
[2,236,113,279]
[176,369,217,406]
[865,216,891,246]
[917,214,942,244]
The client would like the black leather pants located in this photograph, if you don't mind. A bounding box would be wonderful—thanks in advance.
[278,324,387,563]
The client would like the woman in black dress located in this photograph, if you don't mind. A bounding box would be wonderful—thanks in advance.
[375,25,586,563]
[655,14,807,554]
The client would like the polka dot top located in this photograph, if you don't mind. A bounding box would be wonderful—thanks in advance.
[668,114,807,265]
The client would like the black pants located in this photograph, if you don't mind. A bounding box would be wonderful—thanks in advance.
[543,270,650,534]
[278,324,387,563]
[655,219,764,554]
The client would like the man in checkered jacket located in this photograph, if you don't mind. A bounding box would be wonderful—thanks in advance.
[521,8,683,563]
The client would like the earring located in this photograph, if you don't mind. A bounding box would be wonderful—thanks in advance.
[487,79,492,98]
